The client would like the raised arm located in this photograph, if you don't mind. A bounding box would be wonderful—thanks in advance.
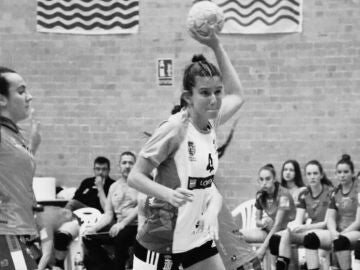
[94,176,107,211]
[190,29,244,125]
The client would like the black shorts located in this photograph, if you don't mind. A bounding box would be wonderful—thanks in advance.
[0,235,38,270]
[133,240,218,270]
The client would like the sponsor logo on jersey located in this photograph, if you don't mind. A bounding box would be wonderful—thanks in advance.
[311,200,320,211]
[188,175,214,190]
[266,198,274,208]
[340,197,353,209]
[279,196,290,208]
[188,141,196,161]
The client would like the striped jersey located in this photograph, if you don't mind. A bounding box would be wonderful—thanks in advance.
[137,110,219,254]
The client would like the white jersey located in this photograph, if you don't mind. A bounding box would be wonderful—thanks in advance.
[138,109,219,254]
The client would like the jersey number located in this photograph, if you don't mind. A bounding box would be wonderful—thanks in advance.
[206,153,214,173]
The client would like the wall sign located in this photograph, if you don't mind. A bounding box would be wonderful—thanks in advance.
[157,58,173,86]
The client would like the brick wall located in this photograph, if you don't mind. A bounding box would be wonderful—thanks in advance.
[0,0,359,209]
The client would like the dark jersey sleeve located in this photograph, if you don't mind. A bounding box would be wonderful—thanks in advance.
[328,189,338,210]
[297,189,308,209]
[73,178,90,201]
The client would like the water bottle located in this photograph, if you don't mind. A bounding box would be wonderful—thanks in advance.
[74,251,84,270]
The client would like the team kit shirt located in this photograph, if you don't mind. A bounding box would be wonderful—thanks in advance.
[108,180,138,226]
[329,181,360,231]
[0,117,37,235]
[138,110,219,254]
[297,185,333,223]
[255,182,296,230]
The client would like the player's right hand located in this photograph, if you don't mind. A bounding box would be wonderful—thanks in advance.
[261,216,273,230]
[167,188,194,208]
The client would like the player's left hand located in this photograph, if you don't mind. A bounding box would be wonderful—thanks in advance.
[199,211,219,240]
[255,246,266,260]
[109,222,125,237]
[291,224,306,233]
[188,26,220,50]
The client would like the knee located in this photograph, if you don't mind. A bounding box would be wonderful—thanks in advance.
[333,235,351,252]
[354,240,360,259]
[303,232,320,250]
[54,231,73,251]
[269,234,281,256]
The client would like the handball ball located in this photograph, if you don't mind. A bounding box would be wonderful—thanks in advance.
[187,1,225,37]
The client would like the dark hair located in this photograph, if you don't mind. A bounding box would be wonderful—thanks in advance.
[336,154,355,174]
[259,163,276,179]
[94,156,110,169]
[280,160,304,188]
[0,67,16,98]
[120,151,136,162]
[171,54,221,113]
[170,97,187,114]
[305,160,333,187]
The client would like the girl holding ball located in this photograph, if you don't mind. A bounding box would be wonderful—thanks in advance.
[128,28,244,270]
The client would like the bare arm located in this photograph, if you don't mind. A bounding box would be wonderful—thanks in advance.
[37,239,53,270]
[294,208,306,225]
[29,119,41,154]
[255,209,264,228]
[259,209,286,252]
[190,29,244,125]
[91,190,114,232]
[326,209,339,239]
[128,157,193,208]
[94,176,107,211]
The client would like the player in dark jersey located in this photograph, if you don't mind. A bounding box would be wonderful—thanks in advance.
[279,160,333,270]
[0,67,41,270]
[241,164,296,270]
[303,154,360,270]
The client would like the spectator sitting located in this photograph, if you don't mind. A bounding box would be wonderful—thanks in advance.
[52,156,115,270]
[83,151,138,270]
[65,156,115,212]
